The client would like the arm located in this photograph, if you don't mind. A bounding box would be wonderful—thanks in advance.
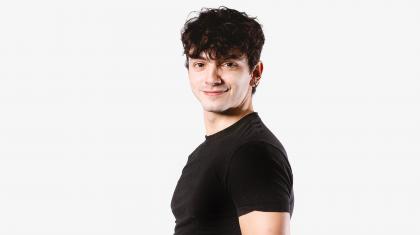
[226,141,294,235]
[239,211,290,235]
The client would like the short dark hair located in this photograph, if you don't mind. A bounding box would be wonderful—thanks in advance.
[180,6,265,95]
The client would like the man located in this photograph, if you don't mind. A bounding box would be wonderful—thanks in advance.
[171,6,294,235]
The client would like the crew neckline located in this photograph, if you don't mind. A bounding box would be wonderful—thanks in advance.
[204,111,259,142]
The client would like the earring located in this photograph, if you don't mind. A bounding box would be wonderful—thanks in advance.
[252,77,260,87]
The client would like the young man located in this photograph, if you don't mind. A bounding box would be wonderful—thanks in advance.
[170,6,294,235]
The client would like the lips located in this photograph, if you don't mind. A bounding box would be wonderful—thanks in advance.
[204,90,226,93]
[202,89,228,96]
[203,88,228,92]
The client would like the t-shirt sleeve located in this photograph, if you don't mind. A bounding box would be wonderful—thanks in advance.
[226,141,293,217]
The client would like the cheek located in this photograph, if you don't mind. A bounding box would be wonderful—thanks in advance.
[232,75,251,91]
[188,74,200,88]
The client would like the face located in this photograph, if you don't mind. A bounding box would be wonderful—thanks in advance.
[187,51,259,113]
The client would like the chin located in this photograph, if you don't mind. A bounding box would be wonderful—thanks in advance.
[201,103,227,113]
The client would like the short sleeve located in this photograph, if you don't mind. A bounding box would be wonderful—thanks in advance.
[226,141,293,217]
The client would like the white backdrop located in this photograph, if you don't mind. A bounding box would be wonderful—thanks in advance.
[0,0,419,234]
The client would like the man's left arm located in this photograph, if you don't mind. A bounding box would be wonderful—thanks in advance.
[239,211,290,235]
[226,141,294,234]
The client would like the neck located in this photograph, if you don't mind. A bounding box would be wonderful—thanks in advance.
[203,94,254,136]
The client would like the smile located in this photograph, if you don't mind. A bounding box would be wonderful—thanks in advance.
[203,90,227,96]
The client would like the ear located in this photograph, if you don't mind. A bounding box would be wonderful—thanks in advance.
[250,61,263,87]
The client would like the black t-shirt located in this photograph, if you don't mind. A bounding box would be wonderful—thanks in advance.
[170,112,294,235]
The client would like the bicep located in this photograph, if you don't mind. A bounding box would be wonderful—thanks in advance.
[239,211,290,235]
[226,141,294,217]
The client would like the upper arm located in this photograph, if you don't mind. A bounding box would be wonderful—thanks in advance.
[225,141,294,234]
[239,211,290,235]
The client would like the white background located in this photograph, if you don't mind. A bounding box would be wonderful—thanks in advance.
[0,0,419,234]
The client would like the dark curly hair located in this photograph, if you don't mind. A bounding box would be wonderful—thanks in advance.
[181,6,265,95]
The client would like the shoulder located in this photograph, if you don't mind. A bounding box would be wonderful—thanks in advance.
[230,141,290,168]
[224,140,294,216]
[225,140,293,184]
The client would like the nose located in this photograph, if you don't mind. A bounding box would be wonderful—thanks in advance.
[204,63,222,86]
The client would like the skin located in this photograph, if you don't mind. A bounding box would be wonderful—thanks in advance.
[187,51,262,136]
[238,211,291,235]
[187,51,291,235]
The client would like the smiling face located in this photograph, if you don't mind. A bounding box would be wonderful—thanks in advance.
[187,50,261,114]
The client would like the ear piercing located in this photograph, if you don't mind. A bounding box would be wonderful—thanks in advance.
[252,77,260,87]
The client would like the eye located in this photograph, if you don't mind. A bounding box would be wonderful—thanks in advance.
[193,62,205,68]
[223,62,238,68]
